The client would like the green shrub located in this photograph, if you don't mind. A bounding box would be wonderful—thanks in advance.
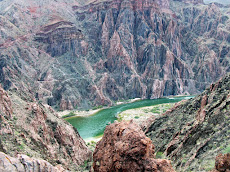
[13,116,17,120]
[26,152,31,157]
[151,107,161,114]
[92,105,103,110]
[18,143,25,150]
[143,109,150,113]
[156,152,164,159]
[62,112,76,118]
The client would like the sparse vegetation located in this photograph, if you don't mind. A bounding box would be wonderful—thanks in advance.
[79,159,93,171]
[13,116,17,121]
[87,140,97,152]
[223,145,230,154]
[62,112,76,118]
[151,103,174,114]
[156,152,165,159]
[92,105,103,110]
[203,160,215,171]
[117,103,175,121]
[18,143,25,150]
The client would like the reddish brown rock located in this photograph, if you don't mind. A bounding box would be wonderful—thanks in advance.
[0,85,12,119]
[93,120,175,172]
[196,94,208,123]
[214,153,230,172]
[35,20,84,57]
[0,85,13,141]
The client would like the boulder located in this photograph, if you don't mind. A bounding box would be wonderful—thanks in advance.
[214,153,230,172]
[93,120,175,172]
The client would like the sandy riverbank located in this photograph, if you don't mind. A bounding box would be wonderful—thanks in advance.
[115,98,142,105]
[57,108,103,118]
[117,103,175,122]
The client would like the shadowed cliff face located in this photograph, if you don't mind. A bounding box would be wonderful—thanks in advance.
[0,0,229,110]
[145,73,230,171]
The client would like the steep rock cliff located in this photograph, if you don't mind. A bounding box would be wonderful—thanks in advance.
[145,73,230,171]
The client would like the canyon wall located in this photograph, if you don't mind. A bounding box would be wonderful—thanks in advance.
[0,85,91,171]
[0,0,229,110]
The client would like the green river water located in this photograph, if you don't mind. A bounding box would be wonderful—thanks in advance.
[66,96,194,139]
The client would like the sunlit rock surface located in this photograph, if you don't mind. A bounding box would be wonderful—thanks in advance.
[93,120,175,172]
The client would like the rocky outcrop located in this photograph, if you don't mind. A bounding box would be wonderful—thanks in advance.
[35,20,85,57]
[0,85,13,146]
[93,120,175,172]
[145,73,230,171]
[0,85,12,119]
[213,153,230,172]
[0,152,66,172]
[0,85,91,171]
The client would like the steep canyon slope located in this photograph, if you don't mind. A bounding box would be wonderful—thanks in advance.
[0,85,91,171]
[0,0,229,111]
[145,73,230,171]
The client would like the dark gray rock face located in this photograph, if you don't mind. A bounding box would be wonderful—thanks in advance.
[35,21,84,57]
[0,0,229,110]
